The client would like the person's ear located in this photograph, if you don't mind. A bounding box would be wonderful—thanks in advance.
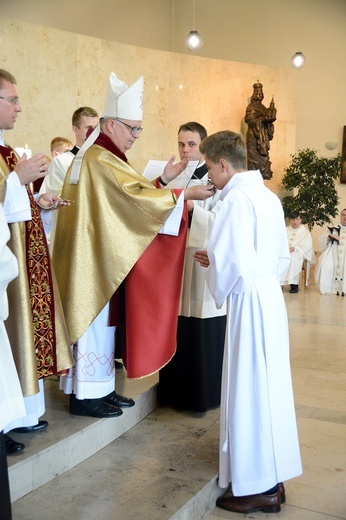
[107,118,116,134]
[219,158,228,171]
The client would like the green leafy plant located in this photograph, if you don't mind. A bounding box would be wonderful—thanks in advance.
[281,148,341,230]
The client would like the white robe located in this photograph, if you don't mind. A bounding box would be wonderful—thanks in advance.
[0,204,26,431]
[315,225,346,294]
[180,172,226,318]
[39,150,75,248]
[59,303,116,399]
[280,224,313,285]
[205,170,302,496]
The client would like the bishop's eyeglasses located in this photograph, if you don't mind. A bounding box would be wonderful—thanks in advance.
[114,118,143,136]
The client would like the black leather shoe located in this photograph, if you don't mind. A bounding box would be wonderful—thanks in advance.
[289,284,299,293]
[114,360,124,370]
[216,488,281,514]
[5,434,25,455]
[12,420,49,433]
[70,395,123,418]
[103,391,135,408]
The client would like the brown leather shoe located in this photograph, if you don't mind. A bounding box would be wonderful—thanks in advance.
[216,488,281,513]
[278,482,286,503]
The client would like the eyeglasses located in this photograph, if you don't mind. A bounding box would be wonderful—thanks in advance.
[0,96,20,106]
[114,118,143,136]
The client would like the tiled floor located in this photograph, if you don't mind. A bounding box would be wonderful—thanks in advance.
[9,281,346,519]
[208,283,346,519]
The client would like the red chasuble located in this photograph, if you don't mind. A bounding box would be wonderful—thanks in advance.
[123,210,188,378]
[97,133,188,378]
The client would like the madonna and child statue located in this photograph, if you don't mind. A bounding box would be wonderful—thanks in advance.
[244,81,277,180]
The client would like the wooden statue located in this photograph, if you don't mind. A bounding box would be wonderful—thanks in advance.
[245,81,276,179]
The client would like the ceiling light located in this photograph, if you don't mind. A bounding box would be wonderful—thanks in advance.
[291,52,306,69]
[185,0,203,52]
[186,30,203,52]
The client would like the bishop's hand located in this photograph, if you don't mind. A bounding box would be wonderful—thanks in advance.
[160,155,189,183]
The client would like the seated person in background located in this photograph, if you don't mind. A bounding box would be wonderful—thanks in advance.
[315,208,346,295]
[50,136,73,157]
[280,211,313,293]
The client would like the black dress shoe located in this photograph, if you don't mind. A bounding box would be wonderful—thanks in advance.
[216,488,281,514]
[289,284,299,293]
[114,360,124,370]
[12,420,49,433]
[70,395,123,418]
[5,434,25,455]
[103,391,135,408]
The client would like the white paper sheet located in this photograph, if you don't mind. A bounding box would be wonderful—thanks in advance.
[142,160,199,188]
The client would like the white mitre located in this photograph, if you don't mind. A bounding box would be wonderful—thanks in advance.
[103,72,144,119]
[69,72,144,184]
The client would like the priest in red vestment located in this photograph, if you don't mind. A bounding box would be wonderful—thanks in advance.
[0,69,73,455]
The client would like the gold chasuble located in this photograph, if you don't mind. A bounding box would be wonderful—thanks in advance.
[0,146,73,397]
[53,132,188,378]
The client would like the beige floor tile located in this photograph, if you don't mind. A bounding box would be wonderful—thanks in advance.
[10,282,346,520]
[208,504,344,519]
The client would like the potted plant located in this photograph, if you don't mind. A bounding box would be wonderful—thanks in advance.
[280,148,342,230]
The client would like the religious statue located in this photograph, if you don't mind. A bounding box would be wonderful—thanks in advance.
[244,81,277,179]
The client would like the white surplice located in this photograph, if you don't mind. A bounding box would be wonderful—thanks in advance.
[39,150,75,247]
[280,224,313,285]
[180,172,226,318]
[205,170,302,496]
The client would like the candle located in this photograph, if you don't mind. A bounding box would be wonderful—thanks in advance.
[24,143,32,159]
[14,144,32,159]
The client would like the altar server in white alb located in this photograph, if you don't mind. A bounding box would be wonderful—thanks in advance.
[280,211,314,293]
[194,130,302,514]
[315,208,346,295]
[0,203,26,517]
